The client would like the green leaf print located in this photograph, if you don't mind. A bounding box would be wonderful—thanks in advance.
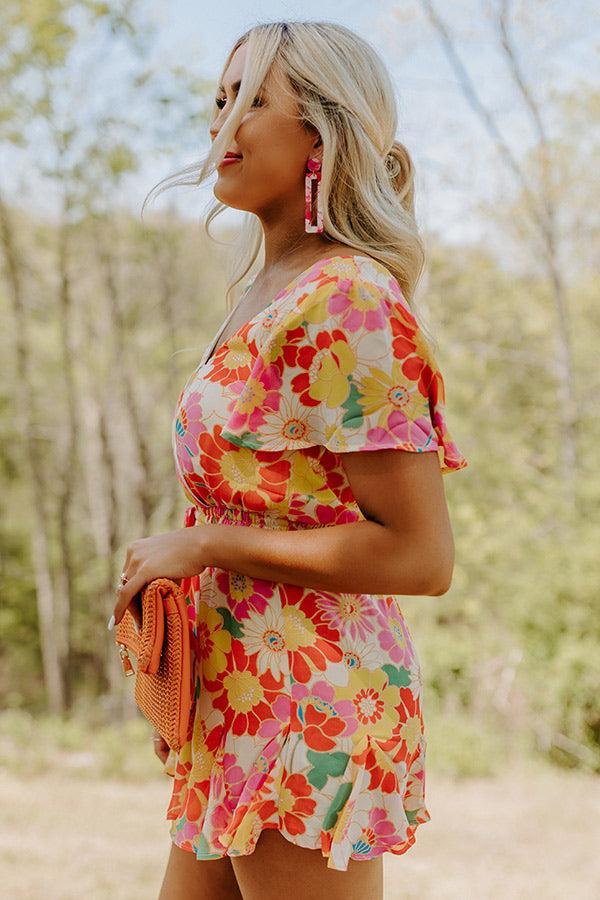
[223,430,261,449]
[322,782,353,831]
[306,749,350,790]
[216,606,244,639]
[195,832,222,859]
[340,382,363,430]
[382,664,411,687]
[405,808,419,825]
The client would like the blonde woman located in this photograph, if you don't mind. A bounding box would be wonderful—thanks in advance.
[113,20,468,900]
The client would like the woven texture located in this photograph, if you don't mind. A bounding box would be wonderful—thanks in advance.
[114,578,193,752]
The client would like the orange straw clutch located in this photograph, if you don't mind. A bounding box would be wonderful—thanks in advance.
[114,577,193,753]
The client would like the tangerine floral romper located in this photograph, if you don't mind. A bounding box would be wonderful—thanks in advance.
[163,254,468,871]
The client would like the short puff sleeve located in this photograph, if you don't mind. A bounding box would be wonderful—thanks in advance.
[220,266,468,475]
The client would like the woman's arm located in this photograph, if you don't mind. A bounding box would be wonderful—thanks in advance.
[111,447,457,627]
[197,448,455,597]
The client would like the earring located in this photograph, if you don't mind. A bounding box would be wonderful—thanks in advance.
[304,157,323,233]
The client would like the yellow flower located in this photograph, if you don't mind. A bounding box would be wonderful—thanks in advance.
[290,452,330,496]
[400,715,422,757]
[197,603,231,681]
[227,570,256,607]
[358,356,423,422]
[321,257,363,282]
[222,446,264,493]
[223,670,264,713]
[334,667,400,742]
[308,338,357,409]
[278,785,296,816]
[282,605,316,650]
[221,335,255,369]
[222,807,262,853]
[301,284,337,325]
[190,745,214,782]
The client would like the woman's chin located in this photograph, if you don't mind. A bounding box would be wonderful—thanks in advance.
[213,185,247,209]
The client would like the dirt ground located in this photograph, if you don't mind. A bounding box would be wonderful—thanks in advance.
[0,758,598,899]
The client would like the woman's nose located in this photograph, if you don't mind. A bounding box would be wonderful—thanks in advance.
[210,120,224,141]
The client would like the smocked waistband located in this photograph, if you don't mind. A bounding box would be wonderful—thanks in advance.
[183,503,323,531]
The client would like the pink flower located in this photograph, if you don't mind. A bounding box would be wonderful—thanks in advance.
[174,391,206,474]
[377,615,414,668]
[316,592,380,641]
[363,407,440,453]
[214,570,274,620]
[327,277,389,334]
[258,693,291,738]
[362,806,406,855]
[222,753,246,805]
[225,362,283,434]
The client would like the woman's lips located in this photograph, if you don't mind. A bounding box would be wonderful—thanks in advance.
[219,155,242,168]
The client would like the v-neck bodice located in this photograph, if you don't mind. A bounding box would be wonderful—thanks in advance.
[201,254,378,369]
[202,278,256,368]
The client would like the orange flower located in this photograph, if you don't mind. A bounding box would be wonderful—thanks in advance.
[278,772,317,835]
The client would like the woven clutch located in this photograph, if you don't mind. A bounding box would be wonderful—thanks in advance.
[114,577,193,753]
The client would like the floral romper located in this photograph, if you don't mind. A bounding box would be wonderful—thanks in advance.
[163,254,468,871]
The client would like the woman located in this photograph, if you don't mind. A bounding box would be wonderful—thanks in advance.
[112,20,468,900]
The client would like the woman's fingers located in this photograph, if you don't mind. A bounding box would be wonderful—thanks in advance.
[113,568,149,626]
[130,593,142,631]
[153,730,170,764]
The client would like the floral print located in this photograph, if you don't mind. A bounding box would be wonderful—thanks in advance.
[164,254,468,871]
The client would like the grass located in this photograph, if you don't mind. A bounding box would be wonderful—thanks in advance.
[1,754,598,898]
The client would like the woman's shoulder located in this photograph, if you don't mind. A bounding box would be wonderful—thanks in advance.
[311,245,390,275]
[295,250,407,317]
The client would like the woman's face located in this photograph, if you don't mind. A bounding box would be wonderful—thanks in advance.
[210,42,320,220]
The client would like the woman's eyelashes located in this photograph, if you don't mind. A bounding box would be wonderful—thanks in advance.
[215,95,262,109]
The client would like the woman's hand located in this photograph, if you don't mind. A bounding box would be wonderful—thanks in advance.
[111,525,208,628]
[152,728,170,765]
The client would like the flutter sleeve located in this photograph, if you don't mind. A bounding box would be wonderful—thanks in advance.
[220,263,468,475]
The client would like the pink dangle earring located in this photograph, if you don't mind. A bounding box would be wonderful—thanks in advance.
[304,157,323,233]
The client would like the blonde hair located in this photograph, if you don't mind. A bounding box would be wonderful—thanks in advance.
[144,21,437,349]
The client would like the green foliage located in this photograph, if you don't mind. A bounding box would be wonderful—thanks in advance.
[424,707,508,779]
[0,708,171,781]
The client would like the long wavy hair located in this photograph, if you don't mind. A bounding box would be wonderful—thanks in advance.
[143,20,437,349]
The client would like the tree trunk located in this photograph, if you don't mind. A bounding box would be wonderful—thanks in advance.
[0,191,66,712]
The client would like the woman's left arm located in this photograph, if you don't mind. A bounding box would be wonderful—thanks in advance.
[112,448,454,627]
[199,448,454,596]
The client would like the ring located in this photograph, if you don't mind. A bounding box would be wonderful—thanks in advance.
[117,571,128,590]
